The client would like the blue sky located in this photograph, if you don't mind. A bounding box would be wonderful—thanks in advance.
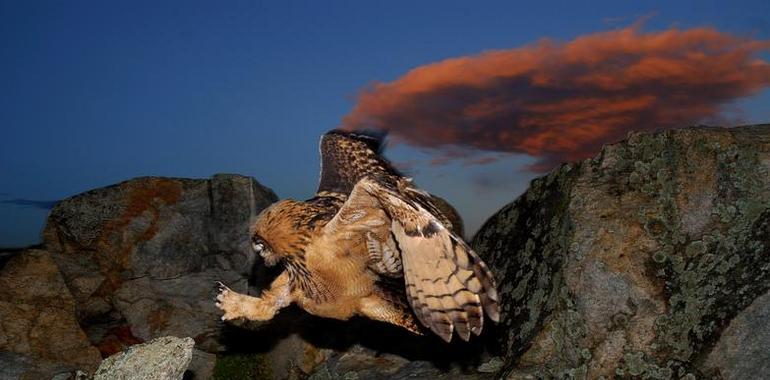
[2,1,769,247]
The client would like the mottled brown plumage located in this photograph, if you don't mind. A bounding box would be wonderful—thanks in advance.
[216,129,499,342]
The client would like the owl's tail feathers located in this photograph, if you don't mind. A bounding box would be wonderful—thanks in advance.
[394,220,499,343]
[452,235,500,324]
[356,177,499,342]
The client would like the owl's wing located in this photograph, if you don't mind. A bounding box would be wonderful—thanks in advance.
[316,129,461,232]
[323,177,499,342]
[316,129,400,196]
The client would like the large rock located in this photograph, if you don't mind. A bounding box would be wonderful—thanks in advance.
[0,174,279,378]
[39,174,276,372]
[472,125,770,378]
[93,336,194,380]
[0,249,102,378]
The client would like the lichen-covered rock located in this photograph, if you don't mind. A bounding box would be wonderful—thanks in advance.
[472,125,770,379]
[0,250,102,378]
[307,344,496,380]
[703,290,770,378]
[41,174,276,359]
[93,336,194,380]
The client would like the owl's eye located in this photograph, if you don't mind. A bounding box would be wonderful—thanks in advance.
[252,241,264,253]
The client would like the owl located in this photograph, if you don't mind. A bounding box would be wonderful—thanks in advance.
[216,130,499,342]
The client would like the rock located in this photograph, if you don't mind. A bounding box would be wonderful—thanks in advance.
[308,345,494,380]
[41,174,277,354]
[185,348,217,380]
[472,125,770,378]
[205,303,499,379]
[704,290,770,379]
[267,312,498,380]
[7,126,770,379]
[0,351,90,380]
[0,250,102,377]
[93,336,194,380]
[0,351,61,380]
[477,357,504,373]
[261,331,330,377]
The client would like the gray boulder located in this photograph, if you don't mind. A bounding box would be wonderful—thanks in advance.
[41,174,276,356]
[93,336,194,380]
[472,124,770,379]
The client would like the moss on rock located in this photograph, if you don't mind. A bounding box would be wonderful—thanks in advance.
[472,125,770,379]
[213,352,273,380]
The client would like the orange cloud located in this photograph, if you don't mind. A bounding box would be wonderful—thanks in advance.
[342,25,770,172]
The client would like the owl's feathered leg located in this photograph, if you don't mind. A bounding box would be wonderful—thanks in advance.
[357,293,422,335]
[216,271,293,321]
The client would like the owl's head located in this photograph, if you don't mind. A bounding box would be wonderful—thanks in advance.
[250,199,315,267]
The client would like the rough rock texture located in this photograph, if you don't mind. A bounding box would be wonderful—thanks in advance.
[703,290,770,378]
[93,336,194,380]
[0,174,277,378]
[0,250,102,377]
[472,125,770,379]
[42,174,276,355]
[0,351,88,380]
[187,349,217,380]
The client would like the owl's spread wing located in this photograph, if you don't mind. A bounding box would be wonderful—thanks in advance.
[323,177,499,342]
[316,129,399,196]
[316,130,460,232]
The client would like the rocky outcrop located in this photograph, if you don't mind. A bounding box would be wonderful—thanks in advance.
[93,336,194,380]
[3,126,769,379]
[44,174,275,354]
[472,124,770,379]
[0,174,277,379]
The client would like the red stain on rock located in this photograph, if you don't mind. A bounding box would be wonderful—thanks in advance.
[147,307,172,335]
[96,325,144,357]
[94,178,183,297]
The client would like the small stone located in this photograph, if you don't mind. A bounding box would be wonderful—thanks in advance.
[477,357,505,373]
